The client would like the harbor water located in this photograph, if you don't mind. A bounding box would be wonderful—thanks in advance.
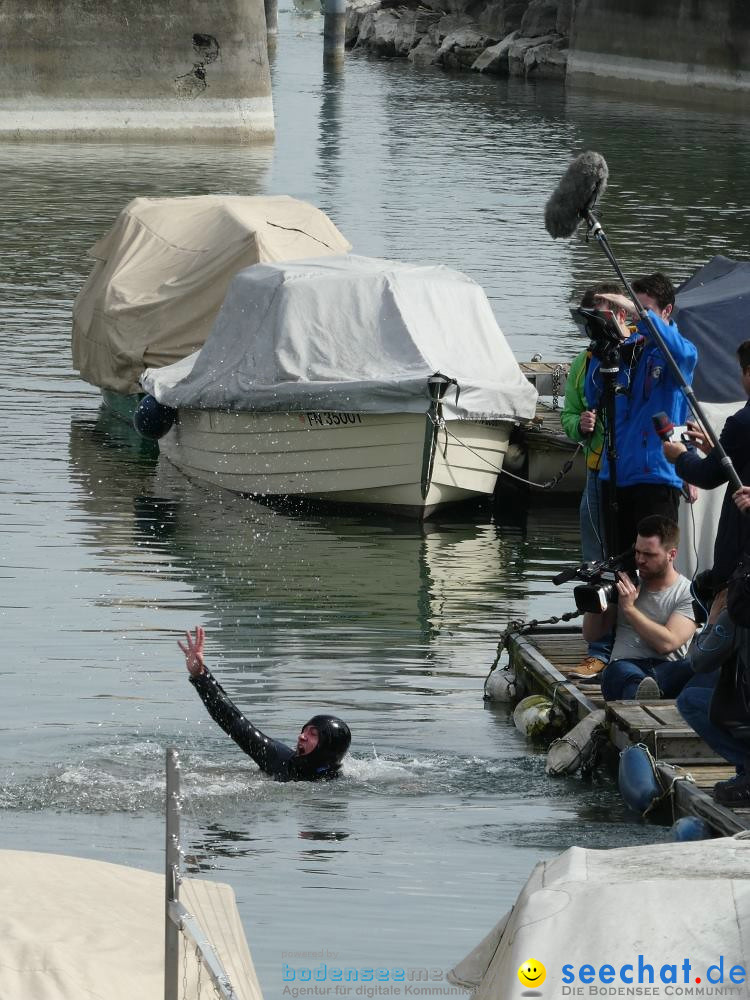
[3,10,750,995]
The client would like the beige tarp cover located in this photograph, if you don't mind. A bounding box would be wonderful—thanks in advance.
[449,834,750,999]
[72,195,351,394]
[0,850,263,1000]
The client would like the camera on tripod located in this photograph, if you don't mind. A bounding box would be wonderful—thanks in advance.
[551,548,634,614]
[575,306,624,365]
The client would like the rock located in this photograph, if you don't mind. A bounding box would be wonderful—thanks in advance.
[507,32,556,75]
[525,41,568,78]
[472,29,519,74]
[346,0,382,46]
[555,0,574,36]
[437,26,497,69]
[470,0,531,39]
[353,8,408,55]
[408,36,440,64]
[519,0,559,38]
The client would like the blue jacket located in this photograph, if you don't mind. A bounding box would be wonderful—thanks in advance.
[585,312,697,489]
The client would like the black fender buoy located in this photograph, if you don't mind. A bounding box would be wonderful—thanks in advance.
[133,395,176,440]
[671,816,713,842]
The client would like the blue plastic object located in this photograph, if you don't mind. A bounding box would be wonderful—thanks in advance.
[618,744,662,815]
[671,816,713,842]
[133,395,176,440]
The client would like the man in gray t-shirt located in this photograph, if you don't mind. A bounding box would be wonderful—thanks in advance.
[583,515,697,701]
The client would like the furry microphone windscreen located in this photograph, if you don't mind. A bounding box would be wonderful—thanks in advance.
[544,151,609,239]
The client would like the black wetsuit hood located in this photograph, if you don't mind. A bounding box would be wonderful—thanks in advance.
[290,715,352,780]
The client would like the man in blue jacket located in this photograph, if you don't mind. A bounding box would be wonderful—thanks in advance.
[585,273,698,558]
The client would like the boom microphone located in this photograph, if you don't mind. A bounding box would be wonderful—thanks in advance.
[544,151,609,239]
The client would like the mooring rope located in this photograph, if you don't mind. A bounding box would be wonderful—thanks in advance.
[433,416,582,490]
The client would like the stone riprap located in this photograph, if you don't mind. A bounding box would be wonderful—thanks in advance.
[346,0,571,78]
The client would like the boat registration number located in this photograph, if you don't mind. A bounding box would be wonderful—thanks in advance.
[305,412,363,427]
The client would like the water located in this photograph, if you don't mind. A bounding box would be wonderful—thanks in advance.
[2,10,750,995]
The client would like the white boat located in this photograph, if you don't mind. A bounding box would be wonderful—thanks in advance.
[140,255,538,517]
[71,194,351,416]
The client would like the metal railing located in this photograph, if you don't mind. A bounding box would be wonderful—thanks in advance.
[165,748,238,1000]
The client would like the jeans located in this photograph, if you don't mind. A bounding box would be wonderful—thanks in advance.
[600,656,696,701]
[580,468,606,564]
[677,680,750,775]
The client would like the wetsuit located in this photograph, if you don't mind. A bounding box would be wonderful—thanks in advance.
[191,668,350,782]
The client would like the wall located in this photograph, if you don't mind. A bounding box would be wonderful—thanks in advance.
[567,0,750,106]
[0,0,273,140]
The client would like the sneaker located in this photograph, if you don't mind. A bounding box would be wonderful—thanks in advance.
[714,774,750,805]
[568,657,607,681]
[634,677,661,701]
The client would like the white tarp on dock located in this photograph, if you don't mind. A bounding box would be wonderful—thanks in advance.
[72,195,351,395]
[0,850,263,1000]
[449,834,750,998]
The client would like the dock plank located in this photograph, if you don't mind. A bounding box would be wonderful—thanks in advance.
[506,626,750,836]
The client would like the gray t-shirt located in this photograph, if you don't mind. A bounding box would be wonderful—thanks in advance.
[611,574,695,662]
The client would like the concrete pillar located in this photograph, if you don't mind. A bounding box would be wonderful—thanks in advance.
[0,0,274,141]
[568,0,750,106]
[264,0,279,53]
[323,0,347,69]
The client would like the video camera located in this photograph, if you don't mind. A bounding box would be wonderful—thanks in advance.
[574,306,624,366]
[552,548,634,614]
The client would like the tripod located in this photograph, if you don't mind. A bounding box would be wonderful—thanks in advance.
[596,343,622,558]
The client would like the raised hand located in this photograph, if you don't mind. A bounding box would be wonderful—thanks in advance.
[178,626,206,677]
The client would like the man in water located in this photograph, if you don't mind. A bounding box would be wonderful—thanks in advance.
[179,626,351,781]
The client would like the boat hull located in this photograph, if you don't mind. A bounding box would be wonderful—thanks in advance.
[159,409,511,516]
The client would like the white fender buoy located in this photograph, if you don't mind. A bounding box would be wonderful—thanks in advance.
[485,668,518,702]
[513,694,554,740]
[546,709,607,776]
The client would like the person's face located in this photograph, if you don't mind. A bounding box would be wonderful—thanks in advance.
[296,725,319,755]
[634,534,675,580]
[636,293,672,322]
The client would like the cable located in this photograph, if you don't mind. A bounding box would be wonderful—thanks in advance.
[434,417,582,490]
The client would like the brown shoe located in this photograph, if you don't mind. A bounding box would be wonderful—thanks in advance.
[568,656,607,680]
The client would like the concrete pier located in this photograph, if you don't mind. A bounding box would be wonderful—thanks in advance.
[568,0,750,107]
[0,0,274,141]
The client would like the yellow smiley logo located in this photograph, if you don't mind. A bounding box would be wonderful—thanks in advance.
[518,959,546,988]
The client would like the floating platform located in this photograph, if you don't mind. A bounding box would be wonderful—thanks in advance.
[507,626,750,836]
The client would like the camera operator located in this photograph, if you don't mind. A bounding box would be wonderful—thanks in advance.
[583,515,697,701]
[662,339,750,592]
[584,273,698,558]
[561,282,621,680]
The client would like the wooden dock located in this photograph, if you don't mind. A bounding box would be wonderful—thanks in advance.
[508,626,750,836]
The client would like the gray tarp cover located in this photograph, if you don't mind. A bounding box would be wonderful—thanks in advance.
[72,195,351,395]
[141,255,538,422]
[675,255,750,403]
[673,257,749,577]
